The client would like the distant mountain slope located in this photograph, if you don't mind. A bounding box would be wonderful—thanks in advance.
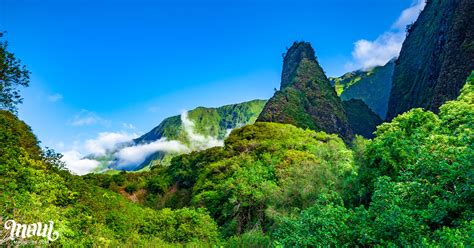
[331,60,395,119]
[387,0,474,120]
[257,41,354,143]
[136,99,267,144]
[97,99,267,171]
[342,99,383,139]
[329,70,367,96]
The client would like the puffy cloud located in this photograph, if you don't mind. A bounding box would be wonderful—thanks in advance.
[61,150,100,175]
[47,93,63,102]
[85,131,139,156]
[71,110,110,127]
[348,0,426,70]
[116,138,189,166]
[352,32,405,69]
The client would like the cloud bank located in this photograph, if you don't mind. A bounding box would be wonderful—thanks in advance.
[62,110,234,173]
[60,131,139,174]
[85,132,138,156]
[61,150,100,175]
[349,0,426,70]
[116,138,189,166]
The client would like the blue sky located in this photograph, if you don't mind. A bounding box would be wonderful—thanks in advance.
[1,0,424,173]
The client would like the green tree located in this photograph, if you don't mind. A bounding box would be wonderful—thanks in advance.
[0,32,30,113]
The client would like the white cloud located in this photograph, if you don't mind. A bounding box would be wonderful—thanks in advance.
[47,93,63,102]
[61,150,100,175]
[352,32,405,69]
[348,0,426,70]
[116,138,189,166]
[85,131,139,156]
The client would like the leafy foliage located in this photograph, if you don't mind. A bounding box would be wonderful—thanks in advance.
[83,73,473,246]
[1,14,473,245]
[173,122,354,236]
[0,110,219,246]
[0,33,30,113]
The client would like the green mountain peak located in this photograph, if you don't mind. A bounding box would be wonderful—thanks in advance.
[258,41,354,142]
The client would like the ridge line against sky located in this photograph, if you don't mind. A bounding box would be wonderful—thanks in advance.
[0,0,425,174]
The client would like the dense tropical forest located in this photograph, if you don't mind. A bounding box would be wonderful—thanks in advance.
[1,0,473,246]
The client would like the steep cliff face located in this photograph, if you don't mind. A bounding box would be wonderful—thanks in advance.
[258,42,354,142]
[387,0,474,120]
[338,60,395,119]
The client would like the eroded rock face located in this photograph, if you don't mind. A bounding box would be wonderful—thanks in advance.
[258,42,354,143]
[387,0,474,120]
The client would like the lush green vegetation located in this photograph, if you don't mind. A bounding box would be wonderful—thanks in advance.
[329,69,367,96]
[86,71,474,246]
[0,32,30,113]
[0,110,220,246]
[1,6,473,244]
[1,66,472,247]
[87,122,354,236]
[272,71,474,246]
